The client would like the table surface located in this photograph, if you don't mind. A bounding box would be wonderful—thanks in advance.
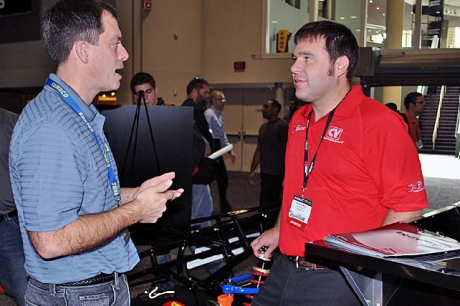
[305,204,460,292]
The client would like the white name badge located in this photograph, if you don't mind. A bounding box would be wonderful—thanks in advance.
[287,195,312,230]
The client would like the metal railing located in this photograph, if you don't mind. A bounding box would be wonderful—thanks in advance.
[432,86,445,150]
[456,92,460,140]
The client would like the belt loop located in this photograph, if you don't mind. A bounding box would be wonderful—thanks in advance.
[114,272,120,290]
[50,283,56,294]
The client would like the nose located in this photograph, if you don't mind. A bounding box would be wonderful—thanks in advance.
[291,59,301,74]
[119,43,129,61]
[290,60,300,74]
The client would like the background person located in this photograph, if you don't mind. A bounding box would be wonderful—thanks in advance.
[129,72,177,301]
[181,77,214,229]
[204,90,236,213]
[385,102,399,113]
[9,1,183,305]
[0,107,28,306]
[401,92,425,150]
[249,99,288,231]
[182,78,226,275]
[283,98,300,123]
[130,72,165,106]
[250,20,428,306]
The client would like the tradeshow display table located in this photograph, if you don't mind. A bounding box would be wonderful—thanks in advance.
[305,203,460,306]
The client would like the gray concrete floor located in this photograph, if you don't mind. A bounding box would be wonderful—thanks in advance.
[1,154,459,305]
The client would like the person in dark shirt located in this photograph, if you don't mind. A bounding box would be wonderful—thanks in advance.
[0,107,28,306]
[181,77,214,228]
[249,99,288,231]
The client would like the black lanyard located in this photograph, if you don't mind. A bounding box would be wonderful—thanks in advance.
[302,87,351,197]
[302,108,336,197]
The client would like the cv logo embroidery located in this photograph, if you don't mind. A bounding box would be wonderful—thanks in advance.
[324,126,344,143]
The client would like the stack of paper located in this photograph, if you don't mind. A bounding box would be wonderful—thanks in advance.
[323,223,460,258]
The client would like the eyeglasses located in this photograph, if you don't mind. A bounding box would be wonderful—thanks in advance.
[214,98,226,102]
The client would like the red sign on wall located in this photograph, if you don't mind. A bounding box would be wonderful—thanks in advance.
[143,0,152,10]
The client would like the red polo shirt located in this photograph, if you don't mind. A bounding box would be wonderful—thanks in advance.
[279,86,429,256]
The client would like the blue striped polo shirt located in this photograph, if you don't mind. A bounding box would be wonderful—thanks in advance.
[9,73,139,283]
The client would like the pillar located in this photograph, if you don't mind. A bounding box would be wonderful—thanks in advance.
[383,0,405,109]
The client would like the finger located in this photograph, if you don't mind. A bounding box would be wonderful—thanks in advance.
[166,189,184,201]
[251,238,262,256]
[152,179,174,193]
[264,246,275,258]
[145,172,176,187]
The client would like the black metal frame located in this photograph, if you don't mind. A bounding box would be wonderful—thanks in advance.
[128,206,278,296]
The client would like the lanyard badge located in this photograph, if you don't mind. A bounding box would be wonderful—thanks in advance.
[287,107,337,230]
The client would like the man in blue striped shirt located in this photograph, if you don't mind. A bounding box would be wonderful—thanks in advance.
[9,1,183,305]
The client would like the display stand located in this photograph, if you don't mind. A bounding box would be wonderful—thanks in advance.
[305,203,460,306]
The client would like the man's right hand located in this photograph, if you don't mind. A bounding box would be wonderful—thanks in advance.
[251,227,280,259]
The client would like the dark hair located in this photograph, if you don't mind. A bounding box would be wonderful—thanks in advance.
[270,99,282,114]
[186,77,210,95]
[385,102,398,112]
[130,72,156,94]
[294,20,359,82]
[403,92,423,109]
[42,0,118,65]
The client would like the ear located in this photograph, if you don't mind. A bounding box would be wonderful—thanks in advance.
[335,56,349,77]
[74,41,89,64]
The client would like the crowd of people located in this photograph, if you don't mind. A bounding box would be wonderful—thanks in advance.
[0,0,431,305]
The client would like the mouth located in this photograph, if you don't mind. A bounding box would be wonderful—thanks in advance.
[293,78,305,87]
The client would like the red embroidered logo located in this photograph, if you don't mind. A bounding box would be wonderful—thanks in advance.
[292,125,306,133]
[407,181,425,193]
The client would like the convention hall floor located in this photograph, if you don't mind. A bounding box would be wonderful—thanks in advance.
[1,154,459,305]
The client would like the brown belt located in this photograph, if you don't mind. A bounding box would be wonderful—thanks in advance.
[287,256,324,270]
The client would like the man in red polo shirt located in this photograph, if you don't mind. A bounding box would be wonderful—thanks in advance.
[251,20,429,306]
[402,92,425,150]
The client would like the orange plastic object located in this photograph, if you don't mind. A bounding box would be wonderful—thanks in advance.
[162,301,185,306]
[217,293,234,306]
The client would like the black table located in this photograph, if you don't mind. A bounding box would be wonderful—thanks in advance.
[305,203,460,306]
